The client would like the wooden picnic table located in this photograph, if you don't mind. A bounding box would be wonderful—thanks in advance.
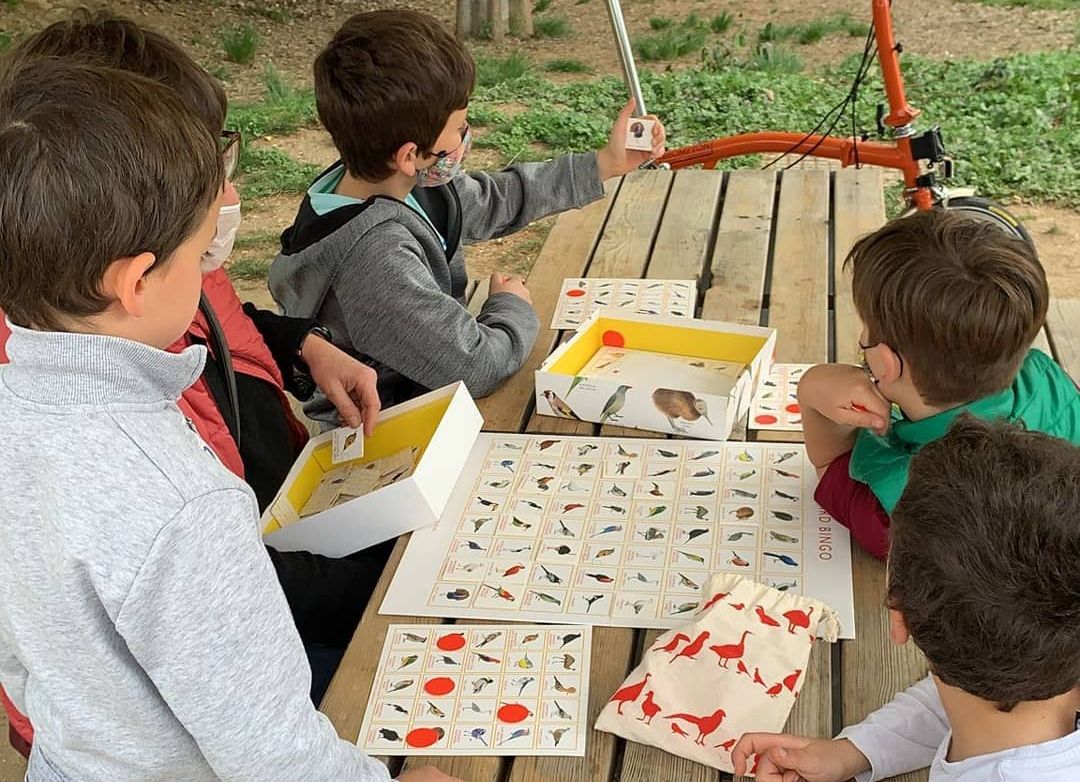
[320,168,1080,782]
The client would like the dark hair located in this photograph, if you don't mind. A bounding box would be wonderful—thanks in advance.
[7,8,227,137]
[847,210,1047,405]
[0,58,223,331]
[314,9,475,181]
[888,416,1080,711]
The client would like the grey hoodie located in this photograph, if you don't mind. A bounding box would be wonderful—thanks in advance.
[268,152,605,423]
[0,324,390,782]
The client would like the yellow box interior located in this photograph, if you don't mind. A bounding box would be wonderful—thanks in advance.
[263,393,453,534]
[547,316,769,377]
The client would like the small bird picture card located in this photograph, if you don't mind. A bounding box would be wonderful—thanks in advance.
[331,425,364,464]
[625,118,656,152]
[551,278,697,330]
[749,364,811,433]
[357,623,592,756]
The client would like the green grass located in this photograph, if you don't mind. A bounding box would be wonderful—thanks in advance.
[749,43,803,73]
[649,16,674,30]
[0,32,12,52]
[237,146,319,198]
[220,23,259,65]
[263,61,291,102]
[476,51,533,86]
[759,13,868,46]
[227,67,318,137]
[252,4,292,22]
[227,256,275,280]
[534,15,572,38]
[544,57,592,73]
[533,0,552,11]
[2,0,21,7]
[468,49,1080,206]
[634,15,709,61]
[710,12,734,34]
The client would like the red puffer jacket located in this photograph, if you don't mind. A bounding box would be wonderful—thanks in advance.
[0,267,308,757]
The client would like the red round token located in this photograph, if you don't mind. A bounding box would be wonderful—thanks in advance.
[436,632,466,652]
[405,727,443,748]
[497,703,532,723]
[601,330,625,348]
[755,414,779,425]
[785,403,801,415]
[424,677,456,696]
[566,288,586,298]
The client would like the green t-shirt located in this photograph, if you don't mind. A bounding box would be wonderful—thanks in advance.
[850,349,1080,513]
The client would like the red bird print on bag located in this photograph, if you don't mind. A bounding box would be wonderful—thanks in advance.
[782,669,803,693]
[669,631,710,664]
[651,633,690,654]
[782,606,815,634]
[637,690,662,724]
[664,708,727,746]
[609,673,650,715]
[754,605,781,627]
[708,631,751,668]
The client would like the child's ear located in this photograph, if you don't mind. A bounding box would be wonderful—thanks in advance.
[392,141,421,178]
[875,343,905,384]
[887,607,910,646]
[100,252,157,318]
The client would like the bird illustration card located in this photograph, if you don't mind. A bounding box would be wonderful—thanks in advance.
[577,347,743,397]
[625,118,656,152]
[594,573,841,774]
[381,434,855,638]
[749,364,811,432]
[332,426,365,464]
[357,624,592,756]
[550,278,697,330]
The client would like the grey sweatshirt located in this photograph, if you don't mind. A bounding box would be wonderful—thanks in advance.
[268,152,606,424]
[0,324,390,782]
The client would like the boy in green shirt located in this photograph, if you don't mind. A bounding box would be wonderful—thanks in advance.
[801,209,1079,559]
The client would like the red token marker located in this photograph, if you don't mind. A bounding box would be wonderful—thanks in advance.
[424,677,456,696]
[601,330,625,348]
[754,414,778,425]
[566,288,586,298]
[405,727,443,748]
[851,403,869,412]
[436,632,466,652]
[497,703,532,723]
[785,403,801,414]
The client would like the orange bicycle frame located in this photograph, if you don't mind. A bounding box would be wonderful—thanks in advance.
[658,0,935,210]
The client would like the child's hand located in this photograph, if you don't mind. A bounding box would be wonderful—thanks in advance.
[596,99,666,180]
[397,767,465,782]
[732,734,870,782]
[300,332,381,434]
[490,272,533,305]
[798,363,891,436]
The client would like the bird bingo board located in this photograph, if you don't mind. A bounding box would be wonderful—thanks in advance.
[381,434,855,638]
[357,624,592,756]
[749,364,811,432]
[550,278,697,330]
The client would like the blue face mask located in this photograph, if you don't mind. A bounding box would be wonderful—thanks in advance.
[416,126,472,188]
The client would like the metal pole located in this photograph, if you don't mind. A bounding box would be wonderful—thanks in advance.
[603,0,646,116]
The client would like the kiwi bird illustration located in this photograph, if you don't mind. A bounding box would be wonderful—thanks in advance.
[651,389,713,432]
[542,389,581,420]
[600,385,632,424]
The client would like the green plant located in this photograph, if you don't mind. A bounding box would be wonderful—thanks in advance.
[649,16,674,30]
[533,0,552,11]
[228,89,318,138]
[758,13,867,46]
[227,256,275,281]
[634,25,708,61]
[749,42,803,73]
[544,57,592,73]
[208,64,230,81]
[476,51,533,86]
[710,12,733,34]
[220,23,260,65]
[534,15,572,38]
[263,61,291,101]
[237,146,319,198]
[252,3,292,22]
[0,31,11,52]
[2,0,22,8]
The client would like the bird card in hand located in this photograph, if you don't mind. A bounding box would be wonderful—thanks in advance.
[625,118,656,152]
[357,623,592,757]
[332,426,364,464]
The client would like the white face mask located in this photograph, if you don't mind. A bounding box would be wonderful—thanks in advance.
[200,203,242,273]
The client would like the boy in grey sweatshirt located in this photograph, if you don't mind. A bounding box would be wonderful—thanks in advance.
[0,58,451,782]
[268,9,665,423]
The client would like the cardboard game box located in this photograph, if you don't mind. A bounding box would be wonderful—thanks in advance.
[534,310,775,440]
[262,383,482,557]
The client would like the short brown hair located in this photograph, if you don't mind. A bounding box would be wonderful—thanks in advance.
[847,210,1047,405]
[0,58,223,331]
[888,416,1080,711]
[314,10,475,181]
[7,8,227,137]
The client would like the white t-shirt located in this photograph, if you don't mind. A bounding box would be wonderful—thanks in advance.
[838,676,1080,781]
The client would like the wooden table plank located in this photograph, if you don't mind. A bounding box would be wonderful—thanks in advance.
[645,170,724,283]
[588,169,674,278]
[832,168,882,365]
[477,181,621,433]
[1045,299,1080,380]
[703,170,776,326]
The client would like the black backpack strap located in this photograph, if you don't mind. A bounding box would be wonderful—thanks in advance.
[198,293,240,447]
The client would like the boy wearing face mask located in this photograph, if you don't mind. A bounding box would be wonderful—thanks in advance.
[269,9,665,417]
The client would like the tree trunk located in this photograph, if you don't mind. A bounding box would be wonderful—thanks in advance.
[509,0,533,37]
[456,0,471,38]
[488,0,505,42]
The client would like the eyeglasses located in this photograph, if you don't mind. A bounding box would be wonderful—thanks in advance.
[430,124,470,159]
[220,130,241,180]
[858,340,904,384]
